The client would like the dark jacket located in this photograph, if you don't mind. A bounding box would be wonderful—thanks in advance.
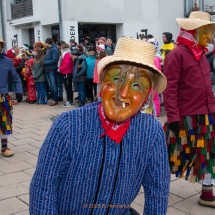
[73,54,87,82]
[163,44,215,123]
[32,60,46,82]
[206,51,215,73]
[43,44,59,71]
[16,59,26,74]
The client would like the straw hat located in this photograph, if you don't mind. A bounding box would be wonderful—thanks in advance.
[176,11,215,31]
[0,37,5,44]
[97,37,167,93]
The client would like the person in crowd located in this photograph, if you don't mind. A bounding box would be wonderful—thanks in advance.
[145,34,154,42]
[0,37,23,157]
[160,32,174,61]
[33,41,47,55]
[106,37,115,56]
[212,38,215,55]
[73,44,85,95]
[33,41,49,98]
[21,56,37,104]
[206,44,215,95]
[21,44,33,59]
[98,37,107,46]
[15,48,28,102]
[32,47,47,105]
[6,45,23,104]
[6,45,21,67]
[58,43,74,107]
[94,37,99,46]
[71,48,87,107]
[172,40,178,49]
[69,39,77,51]
[145,38,163,117]
[43,38,59,106]
[56,35,61,49]
[163,11,215,208]
[56,40,66,102]
[86,46,96,102]
[81,36,91,56]
[93,44,107,100]
[30,37,170,215]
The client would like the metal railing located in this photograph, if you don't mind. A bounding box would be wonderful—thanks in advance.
[184,0,215,17]
[11,0,33,20]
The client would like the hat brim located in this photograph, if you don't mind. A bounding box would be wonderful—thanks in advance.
[0,40,5,44]
[98,56,167,93]
[176,18,215,32]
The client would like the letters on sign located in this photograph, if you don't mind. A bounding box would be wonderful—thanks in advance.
[70,26,75,39]
[37,30,41,41]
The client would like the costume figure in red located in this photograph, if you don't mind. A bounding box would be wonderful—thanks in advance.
[22,58,37,103]
[164,11,215,208]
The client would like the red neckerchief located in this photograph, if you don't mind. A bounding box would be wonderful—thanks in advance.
[176,28,208,61]
[98,103,131,144]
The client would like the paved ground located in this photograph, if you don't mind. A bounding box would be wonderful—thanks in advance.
[0,95,214,215]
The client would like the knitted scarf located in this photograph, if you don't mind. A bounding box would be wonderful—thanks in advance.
[98,103,131,144]
[176,28,208,61]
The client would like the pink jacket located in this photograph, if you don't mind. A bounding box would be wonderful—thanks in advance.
[59,53,74,75]
[154,56,162,71]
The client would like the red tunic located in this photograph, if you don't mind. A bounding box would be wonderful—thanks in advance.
[22,58,36,102]
[163,44,215,123]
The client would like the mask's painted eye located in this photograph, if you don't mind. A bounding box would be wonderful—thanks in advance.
[132,82,140,91]
[113,76,120,83]
[113,76,124,84]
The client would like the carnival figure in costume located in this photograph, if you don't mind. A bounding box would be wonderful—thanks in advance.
[0,38,23,157]
[30,37,170,215]
[22,58,37,103]
[163,11,215,208]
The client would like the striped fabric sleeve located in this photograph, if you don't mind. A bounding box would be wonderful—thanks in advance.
[142,122,170,215]
[29,112,70,215]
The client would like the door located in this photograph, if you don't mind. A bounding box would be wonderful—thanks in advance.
[29,28,35,46]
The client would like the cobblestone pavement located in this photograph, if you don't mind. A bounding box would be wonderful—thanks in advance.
[0,96,214,215]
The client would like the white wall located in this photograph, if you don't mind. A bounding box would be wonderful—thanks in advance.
[116,24,124,39]
[116,0,184,46]
[3,0,185,48]
[4,0,59,47]
[32,0,58,26]
[41,25,52,42]
[62,0,124,23]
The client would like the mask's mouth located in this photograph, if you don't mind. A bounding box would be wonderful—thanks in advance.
[113,98,129,109]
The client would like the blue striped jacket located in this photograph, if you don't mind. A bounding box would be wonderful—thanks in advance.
[30,102,170,215]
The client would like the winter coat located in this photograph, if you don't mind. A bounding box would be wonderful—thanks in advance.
[32,60,47,82]
[86,55,96,79]
[58,49,73,75]
[43,44,59,71]
[73,54,87,83]
[0,53,22,94]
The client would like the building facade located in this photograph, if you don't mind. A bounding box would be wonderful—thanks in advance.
[2,0,214,49]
